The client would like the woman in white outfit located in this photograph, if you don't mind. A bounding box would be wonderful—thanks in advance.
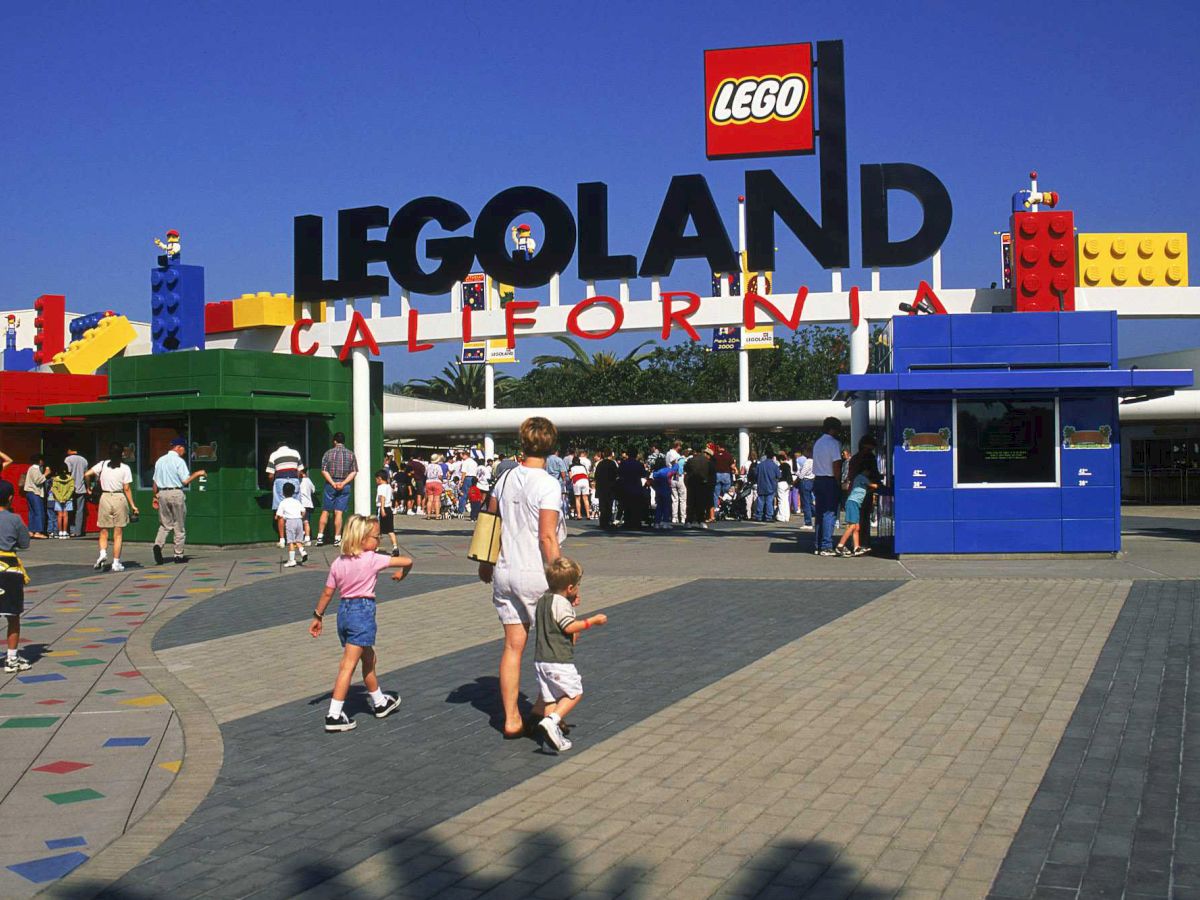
[478,417,565,738]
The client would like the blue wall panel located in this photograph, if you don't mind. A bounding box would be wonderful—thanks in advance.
[892,314,951,348]
[1058,343,1117,365]
[893,346,952,372]
[952,312,1059,348]
[951,345,1060,365]
[1061,486,1117,520]
[955,520,1062,553]
[1062,518,1119,552]
[953,489,1061,521]
[894,489,953,521]
[894,521,953,554]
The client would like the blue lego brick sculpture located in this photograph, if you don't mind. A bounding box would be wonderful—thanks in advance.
[3,347,36,372]
[151,263,205,354]
[69,311,116,343]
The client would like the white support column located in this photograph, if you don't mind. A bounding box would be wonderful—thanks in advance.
[850,316,870,452]
[585,281,596,299]
[651,278,661,304]
[549,273,560,307]
[483,363,495,459]
[451,281,462,313]
[619,279,630,305]
[738,427,750,471]
[932,249,943,291]
[400,289,410,317]
[349,297,373,516]
[870,268,881,292]
[738,348,751,469]
[370,295,381,320]
[831,269,842,293]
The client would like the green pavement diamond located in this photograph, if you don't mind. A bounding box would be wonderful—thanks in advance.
[98,689,123,695]
[1,716,60,728]
[21,622,51,628]
[0,693,23,699]
[58,659,106,667]
[45,788,104,804]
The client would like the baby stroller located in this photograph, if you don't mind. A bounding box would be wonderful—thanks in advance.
[716,478,750,521]
[440,486,463,520]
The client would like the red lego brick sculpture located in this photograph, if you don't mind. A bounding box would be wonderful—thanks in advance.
[33,293,66,365]
[1011,211,1075,312]
[204,300,235,334]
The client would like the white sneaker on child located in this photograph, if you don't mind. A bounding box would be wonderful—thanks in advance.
[111,561,125,572]
[539,716,572,752]
[284,560,298,568]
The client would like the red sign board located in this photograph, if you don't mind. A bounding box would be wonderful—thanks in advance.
[704,42,815,160]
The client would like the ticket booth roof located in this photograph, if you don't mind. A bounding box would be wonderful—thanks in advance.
[837,366,1193,400]
[44,392,343,418]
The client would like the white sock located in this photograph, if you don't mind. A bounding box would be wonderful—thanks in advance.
[369,688,386,707]
[328,699,344,718]
[7,649,16,662]
[288,550,295,562]
[96,551,106,560]
[546,712,560,724]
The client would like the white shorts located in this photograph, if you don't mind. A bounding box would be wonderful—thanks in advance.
[571,480,590,496]
[535,661,582,702]
[491,566,545,626]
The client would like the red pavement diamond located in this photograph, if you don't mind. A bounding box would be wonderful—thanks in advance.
[33,761,92,775]
[115,671,140,678]
[36,700,67,706]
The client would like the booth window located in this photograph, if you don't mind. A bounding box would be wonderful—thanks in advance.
[955,399,1058,487]
[138,418,189,490]
[256,418,309,490]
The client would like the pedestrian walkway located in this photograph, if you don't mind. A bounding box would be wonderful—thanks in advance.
[0,512,1192,898]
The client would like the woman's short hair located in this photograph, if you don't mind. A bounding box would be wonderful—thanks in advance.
[519,417,557,457]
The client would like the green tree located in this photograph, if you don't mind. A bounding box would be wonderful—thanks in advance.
[397,360,510,409]
[531,335,658,375]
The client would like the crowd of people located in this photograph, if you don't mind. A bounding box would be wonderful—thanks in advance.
[382,421,884,556]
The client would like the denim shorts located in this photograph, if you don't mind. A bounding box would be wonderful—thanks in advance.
[323,483,351,512]
[844,498,862,525]
[336,597,377,647]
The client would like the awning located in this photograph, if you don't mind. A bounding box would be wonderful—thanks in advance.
[837,367,1193,399]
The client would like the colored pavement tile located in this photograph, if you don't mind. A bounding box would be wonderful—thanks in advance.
[120,695,167,708]
[0,717,59,729]
[115,671,140,678]
[44,789,104,805]
[44,837,86,850]
[57,659,105,668]
[102,737,151,748]
[6,852,89,884]
[16,674,66,684]
[32,761,91,775]
[158,760,181,773]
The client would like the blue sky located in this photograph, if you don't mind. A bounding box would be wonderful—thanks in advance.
[2,1,1198,378]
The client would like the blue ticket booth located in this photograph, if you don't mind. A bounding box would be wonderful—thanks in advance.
[839,311,1192,554]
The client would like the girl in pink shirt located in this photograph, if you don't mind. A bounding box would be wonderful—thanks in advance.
[309,514,413,732]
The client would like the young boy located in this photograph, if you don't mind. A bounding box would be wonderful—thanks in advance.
[835,463,878,557]
[298,465,316,546]
[533,557,607,752]
[375,470,400,556]
[276,482,308,568]
[0,481,32,672]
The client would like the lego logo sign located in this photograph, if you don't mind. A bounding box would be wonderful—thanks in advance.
[705,43,814,159]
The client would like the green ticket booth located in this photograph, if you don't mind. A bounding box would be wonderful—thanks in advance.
[46,350,383,545]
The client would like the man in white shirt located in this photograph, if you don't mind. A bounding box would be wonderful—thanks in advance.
[811,417,844,556]
[665,441,683,468]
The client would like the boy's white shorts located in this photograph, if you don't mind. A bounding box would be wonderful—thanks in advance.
[284,519,305,543]
[535,661,582,702]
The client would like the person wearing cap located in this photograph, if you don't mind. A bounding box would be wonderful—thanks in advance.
[510,223,537,261]
[152,437,206,564]
[154,228,181,260]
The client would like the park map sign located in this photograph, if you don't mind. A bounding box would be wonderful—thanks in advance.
[289,40,954,360]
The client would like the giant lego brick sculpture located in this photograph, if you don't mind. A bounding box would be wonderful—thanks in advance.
[203,292,325,335]
[1011,210,1075,312]
[50,315,137,375]
[69,310,116,342]
[1077,233,1188,287]
[151,261,205,353]
[32,293,66,366]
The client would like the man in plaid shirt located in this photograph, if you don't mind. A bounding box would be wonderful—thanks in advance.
[316,432,358,546]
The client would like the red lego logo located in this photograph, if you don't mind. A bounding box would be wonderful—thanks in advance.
[705,43,815,160]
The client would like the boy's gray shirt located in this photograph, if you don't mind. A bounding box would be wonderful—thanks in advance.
[534,591,576,664]
[0,510,31,552]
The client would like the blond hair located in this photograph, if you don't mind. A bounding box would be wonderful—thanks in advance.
[339,514,378,557]
[545,556,583,593]
[520,416,557,458]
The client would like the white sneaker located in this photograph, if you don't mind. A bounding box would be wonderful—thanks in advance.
[406,510,416,516]
[284,560,298,568]
[303,538,312,546]
[539,716,572,752]
[111,560,125,572]
[93,554,106,570]
[333,536,342,546]
[300,549,308,563]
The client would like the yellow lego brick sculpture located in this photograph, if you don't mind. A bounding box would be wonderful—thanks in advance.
[1077,233,1188,287]
[49,315,137,375]
[228,292,325,328]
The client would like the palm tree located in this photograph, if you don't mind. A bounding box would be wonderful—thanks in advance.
[399,360,510,409]
[531,335,657,375]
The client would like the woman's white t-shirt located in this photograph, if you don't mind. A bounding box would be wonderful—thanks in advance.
[491,465,566,606]
[89,461,132,493]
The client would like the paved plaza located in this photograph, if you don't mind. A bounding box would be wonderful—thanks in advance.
[0,511,1195,898]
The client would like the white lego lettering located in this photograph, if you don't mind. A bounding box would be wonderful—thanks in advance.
[709,74,809,125]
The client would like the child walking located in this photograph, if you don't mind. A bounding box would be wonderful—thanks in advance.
[309,514,412,732]
[298,465,316,546]
[50,465,75,539]
[533,557,607,752]
[276,482,308,568]
[0,481,32,672]
[375,470,400,556]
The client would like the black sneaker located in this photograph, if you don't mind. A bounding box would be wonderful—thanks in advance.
[173,555,187,564]
[835,546,851,557]
[152,544,164,566]
[324,713,356,733]
[373,692,401,719]
[391,548,400,557]
[299,549,308,564]
[316,535,324,546]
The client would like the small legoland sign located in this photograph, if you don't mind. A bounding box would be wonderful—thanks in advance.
[704,43,814,159]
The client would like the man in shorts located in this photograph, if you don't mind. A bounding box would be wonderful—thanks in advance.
[317,432,357,546]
